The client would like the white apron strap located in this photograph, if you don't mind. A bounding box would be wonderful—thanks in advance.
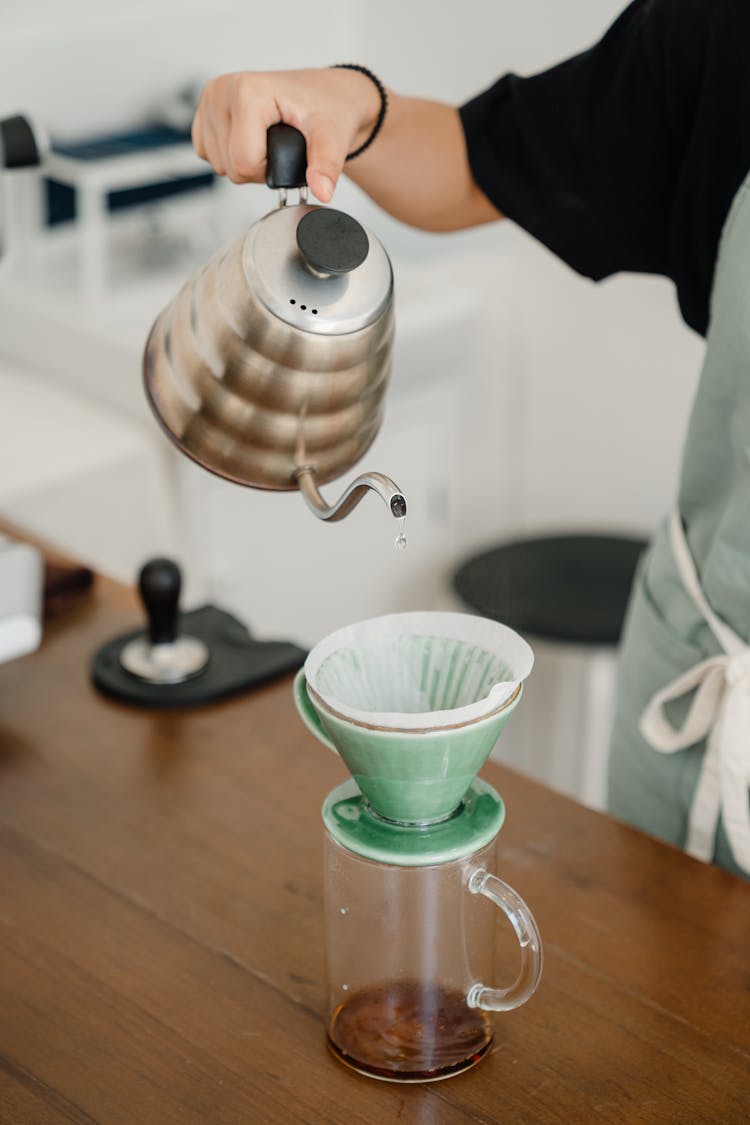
[640,511,750,873]
[666,511,745,657]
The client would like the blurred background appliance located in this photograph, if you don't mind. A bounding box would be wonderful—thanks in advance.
[0,534,42,664]
[0,114,44,663]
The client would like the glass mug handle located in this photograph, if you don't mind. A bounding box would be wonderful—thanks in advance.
[466,867,543,1012]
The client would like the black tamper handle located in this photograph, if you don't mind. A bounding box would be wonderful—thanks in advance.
[138,558,182,646]
[266,123,307,190]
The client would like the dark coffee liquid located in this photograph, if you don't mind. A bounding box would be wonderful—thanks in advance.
[328,980,493,1082]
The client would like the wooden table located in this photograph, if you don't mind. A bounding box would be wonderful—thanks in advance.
[1,577,749,1124]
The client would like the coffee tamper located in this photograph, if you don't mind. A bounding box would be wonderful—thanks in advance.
[92,556,306,707]
[120,558,209,685]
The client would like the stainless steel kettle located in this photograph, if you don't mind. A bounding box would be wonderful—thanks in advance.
[143,125,406,524]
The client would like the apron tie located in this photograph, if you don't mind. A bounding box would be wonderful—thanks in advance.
[640,511,750,873]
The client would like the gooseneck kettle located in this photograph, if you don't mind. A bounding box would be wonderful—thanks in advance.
[143,125,406,524]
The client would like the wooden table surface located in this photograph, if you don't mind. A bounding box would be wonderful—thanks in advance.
[1,577,749,1125]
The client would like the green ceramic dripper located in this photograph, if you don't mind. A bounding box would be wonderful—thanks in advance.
[294,611,533,824]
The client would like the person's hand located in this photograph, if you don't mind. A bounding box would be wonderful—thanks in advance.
[191,68,381,203]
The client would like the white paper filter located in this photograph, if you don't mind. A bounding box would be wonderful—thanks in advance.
[305,612,534,730]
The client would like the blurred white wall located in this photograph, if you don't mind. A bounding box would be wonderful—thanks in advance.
[354,0,624,98]
[1,2,626,134]
[0,0,352,138]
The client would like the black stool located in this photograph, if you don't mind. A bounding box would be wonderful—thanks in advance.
[453,533,647,807]
[453,534,647,646]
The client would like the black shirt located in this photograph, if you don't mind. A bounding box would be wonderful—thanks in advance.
[459,0,750,337]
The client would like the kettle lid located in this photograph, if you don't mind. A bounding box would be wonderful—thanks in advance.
[243,202,393,336]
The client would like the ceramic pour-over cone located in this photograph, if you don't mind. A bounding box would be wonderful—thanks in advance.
[294,612,533,824]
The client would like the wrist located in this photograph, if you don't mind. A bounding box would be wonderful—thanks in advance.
[331,65,388,160]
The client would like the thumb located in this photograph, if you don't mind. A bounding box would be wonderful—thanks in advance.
[305,124,349,203]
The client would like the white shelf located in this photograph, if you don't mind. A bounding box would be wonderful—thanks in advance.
[45,143,207,194]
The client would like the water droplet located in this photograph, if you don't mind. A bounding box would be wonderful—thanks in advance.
[340,907,349,916]
[394,516,407,552]
[342,983,349,992]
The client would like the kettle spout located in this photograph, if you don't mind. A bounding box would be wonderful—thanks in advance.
[295,465,407,523]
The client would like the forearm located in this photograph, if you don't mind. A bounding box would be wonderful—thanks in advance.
[347,93,503,231]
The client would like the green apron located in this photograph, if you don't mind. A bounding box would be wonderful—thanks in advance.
[608,173,750,880]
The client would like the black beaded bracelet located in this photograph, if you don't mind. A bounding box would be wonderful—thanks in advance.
[332,64,388,161]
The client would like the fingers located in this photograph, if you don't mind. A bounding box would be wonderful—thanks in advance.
[193,75,269,184]
[192,82,227,177]
[304,116,350,203]
[192,109,225,177]
[224,76,274,184]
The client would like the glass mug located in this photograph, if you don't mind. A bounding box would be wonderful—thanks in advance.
[324,824,542,1082]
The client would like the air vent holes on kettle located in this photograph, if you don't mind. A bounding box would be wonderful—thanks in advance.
[289,299,319,315]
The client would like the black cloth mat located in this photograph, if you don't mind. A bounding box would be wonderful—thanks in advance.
[91,604,306,708]
[453,534,648,646]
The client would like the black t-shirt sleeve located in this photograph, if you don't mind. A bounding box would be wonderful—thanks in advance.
[460,0,750,336]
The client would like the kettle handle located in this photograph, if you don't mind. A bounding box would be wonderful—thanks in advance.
[466,868,543,1012]
[266,124,307,190]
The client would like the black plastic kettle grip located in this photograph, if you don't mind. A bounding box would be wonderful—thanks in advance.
[266,123,307,190]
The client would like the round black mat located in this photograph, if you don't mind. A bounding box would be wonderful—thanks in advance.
[453,534,648,646]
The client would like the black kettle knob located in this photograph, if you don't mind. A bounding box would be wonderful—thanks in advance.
[266,123,307,189]
[138,558,181,645]
[296,208,369,275]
